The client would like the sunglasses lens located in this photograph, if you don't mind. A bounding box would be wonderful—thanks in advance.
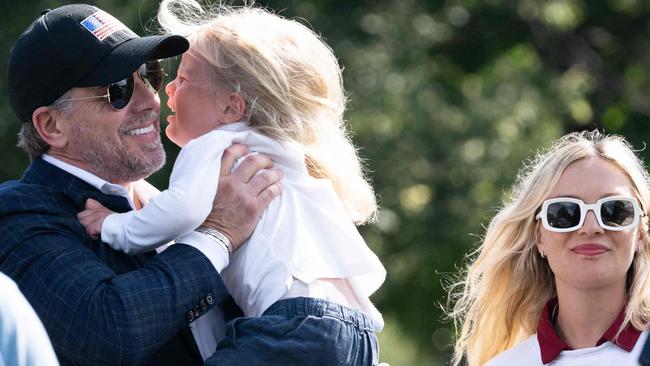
[107,76,134,109]
[104,62,163,110]
[601,200,635,227]
[140,61,165,92]
[546,201,581,229]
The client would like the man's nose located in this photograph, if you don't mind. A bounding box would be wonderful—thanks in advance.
[129,73,160,111]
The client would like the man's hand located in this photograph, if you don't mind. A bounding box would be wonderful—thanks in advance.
[77,199,115,239]
[201,144,283,251]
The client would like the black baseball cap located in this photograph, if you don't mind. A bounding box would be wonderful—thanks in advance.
[7,4,189,123]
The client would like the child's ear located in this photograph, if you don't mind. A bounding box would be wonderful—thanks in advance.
[222,93,246,123]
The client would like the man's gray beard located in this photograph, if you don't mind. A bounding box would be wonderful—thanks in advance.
[71,112,166,183]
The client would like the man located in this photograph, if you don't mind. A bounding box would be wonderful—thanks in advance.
[1,4,281,365]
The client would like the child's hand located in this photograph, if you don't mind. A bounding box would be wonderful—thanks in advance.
[77,199,115,239]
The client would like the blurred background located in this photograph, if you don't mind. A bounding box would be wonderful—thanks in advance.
[2,0,650,364]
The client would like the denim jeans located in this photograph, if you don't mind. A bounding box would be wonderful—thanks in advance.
[204,297,380,365]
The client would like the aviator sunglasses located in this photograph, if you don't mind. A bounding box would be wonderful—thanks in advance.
[62,60,165,109]
[536,196,645,233]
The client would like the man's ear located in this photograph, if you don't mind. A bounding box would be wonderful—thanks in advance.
[32,106,67,148]
[222,93,246,123]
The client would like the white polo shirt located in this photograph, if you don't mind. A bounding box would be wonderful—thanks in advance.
[486,332,648,366]
[486,298,648,365]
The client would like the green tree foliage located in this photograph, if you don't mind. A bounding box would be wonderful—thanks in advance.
[3,0,650,364]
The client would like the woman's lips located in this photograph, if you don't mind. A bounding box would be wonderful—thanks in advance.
[572,244,608,256]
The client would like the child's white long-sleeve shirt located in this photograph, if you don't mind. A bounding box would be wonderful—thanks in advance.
[101,122,386,329]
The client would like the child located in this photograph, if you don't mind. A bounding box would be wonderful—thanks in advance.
[79,1,386,364]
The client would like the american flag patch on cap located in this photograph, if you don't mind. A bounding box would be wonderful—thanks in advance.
[80,10,129,41]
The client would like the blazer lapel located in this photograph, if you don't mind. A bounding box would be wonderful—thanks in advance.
[22,158,133,213]
[22,158,151,267]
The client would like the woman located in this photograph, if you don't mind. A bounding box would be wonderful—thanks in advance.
[449,130,650,365]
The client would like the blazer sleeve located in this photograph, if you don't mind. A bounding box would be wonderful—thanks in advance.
[1,220,229,366]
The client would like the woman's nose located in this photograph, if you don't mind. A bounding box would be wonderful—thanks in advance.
[578,210,604,235]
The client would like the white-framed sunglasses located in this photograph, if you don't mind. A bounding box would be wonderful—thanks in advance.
[536,195,645,233]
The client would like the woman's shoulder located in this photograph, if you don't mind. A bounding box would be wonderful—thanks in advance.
[485,334,542,366]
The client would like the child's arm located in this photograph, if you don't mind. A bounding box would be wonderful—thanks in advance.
[98,131,236,254]
[77,199,115,239]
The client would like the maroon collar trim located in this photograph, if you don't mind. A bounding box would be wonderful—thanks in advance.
[536,298,641,364]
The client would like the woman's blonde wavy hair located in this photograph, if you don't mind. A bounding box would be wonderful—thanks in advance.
[448,130,650,366]
[158,0,376,224]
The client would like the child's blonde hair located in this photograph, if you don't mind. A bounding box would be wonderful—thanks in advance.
[158,0,376,224]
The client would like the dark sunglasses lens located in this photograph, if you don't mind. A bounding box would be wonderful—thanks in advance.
[547,202,581,229]
[140,61,164,92]
[601,200,635,226]
[107,76,134,109]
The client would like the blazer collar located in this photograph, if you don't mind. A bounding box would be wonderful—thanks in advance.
[21,157,133,213]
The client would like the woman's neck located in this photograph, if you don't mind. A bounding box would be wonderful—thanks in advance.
[554,282,626,349]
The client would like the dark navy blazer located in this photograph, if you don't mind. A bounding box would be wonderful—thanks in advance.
[0,158,231,365]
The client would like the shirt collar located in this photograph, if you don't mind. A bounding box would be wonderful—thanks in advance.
[536,298,641,364]
[42,154,134,208]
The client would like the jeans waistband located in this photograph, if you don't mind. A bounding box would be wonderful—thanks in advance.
[263,297,376,332]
